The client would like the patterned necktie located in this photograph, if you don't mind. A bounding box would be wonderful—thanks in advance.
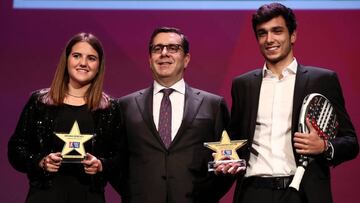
[158,88,174,148]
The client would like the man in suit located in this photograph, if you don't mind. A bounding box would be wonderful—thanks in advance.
[117,27,234,203]
[215,3,359,203]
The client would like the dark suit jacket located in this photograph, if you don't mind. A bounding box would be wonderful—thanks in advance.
[117,84,234,203]
[229,65,359,203]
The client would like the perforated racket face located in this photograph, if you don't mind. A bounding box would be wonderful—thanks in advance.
[304,94,338,140]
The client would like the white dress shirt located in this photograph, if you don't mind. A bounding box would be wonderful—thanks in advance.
[153,79,185,140]
[245,59,298,177]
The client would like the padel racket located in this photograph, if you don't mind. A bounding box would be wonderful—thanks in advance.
[289,93,338,190]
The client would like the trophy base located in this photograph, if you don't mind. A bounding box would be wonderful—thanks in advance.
[208,159,246,172]
[62,155,86,163]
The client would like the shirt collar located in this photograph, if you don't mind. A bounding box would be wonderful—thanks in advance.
[153,79,186,95]
[262,58,298,78]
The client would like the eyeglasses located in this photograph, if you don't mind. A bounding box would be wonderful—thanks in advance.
[150,44,183,54]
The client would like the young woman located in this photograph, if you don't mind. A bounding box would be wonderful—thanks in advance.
[8,33,123,203]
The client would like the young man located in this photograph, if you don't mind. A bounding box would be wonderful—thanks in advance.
[116,27,233,203]
[217,3,359,203]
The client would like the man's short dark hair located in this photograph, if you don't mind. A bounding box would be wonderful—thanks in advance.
[252,3,297,38]
[149,26,189,54]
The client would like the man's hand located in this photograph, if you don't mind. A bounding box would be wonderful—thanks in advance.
[213,153,245,175]
[294,118,326,155]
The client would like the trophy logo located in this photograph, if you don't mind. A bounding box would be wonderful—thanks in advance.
[204,130,247,171]
[55,121,93,163]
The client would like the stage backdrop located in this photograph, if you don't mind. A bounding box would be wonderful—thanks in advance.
[1,0,359,202]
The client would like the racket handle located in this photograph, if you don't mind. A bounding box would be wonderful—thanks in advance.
[290,122,309,191]
[289,166,306,191]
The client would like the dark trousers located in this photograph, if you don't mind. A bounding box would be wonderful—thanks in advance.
[235,176,303,203]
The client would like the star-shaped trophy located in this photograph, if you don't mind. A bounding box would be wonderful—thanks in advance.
[55,121,93,163]
[204,130,247,171]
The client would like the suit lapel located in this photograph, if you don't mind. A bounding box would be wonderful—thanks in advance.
[291,65,309,162]
[135,86,165,147]
[170,84,203,148]
[291,65,309,135]
[249,70,263,142]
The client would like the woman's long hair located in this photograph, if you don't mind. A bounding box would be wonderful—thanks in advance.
[41,32,108,110]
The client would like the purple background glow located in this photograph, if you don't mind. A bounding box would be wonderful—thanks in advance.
[1,0,359,202]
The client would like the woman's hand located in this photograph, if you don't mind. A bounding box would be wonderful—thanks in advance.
[81,153,103,175]
[40,152,62,172]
